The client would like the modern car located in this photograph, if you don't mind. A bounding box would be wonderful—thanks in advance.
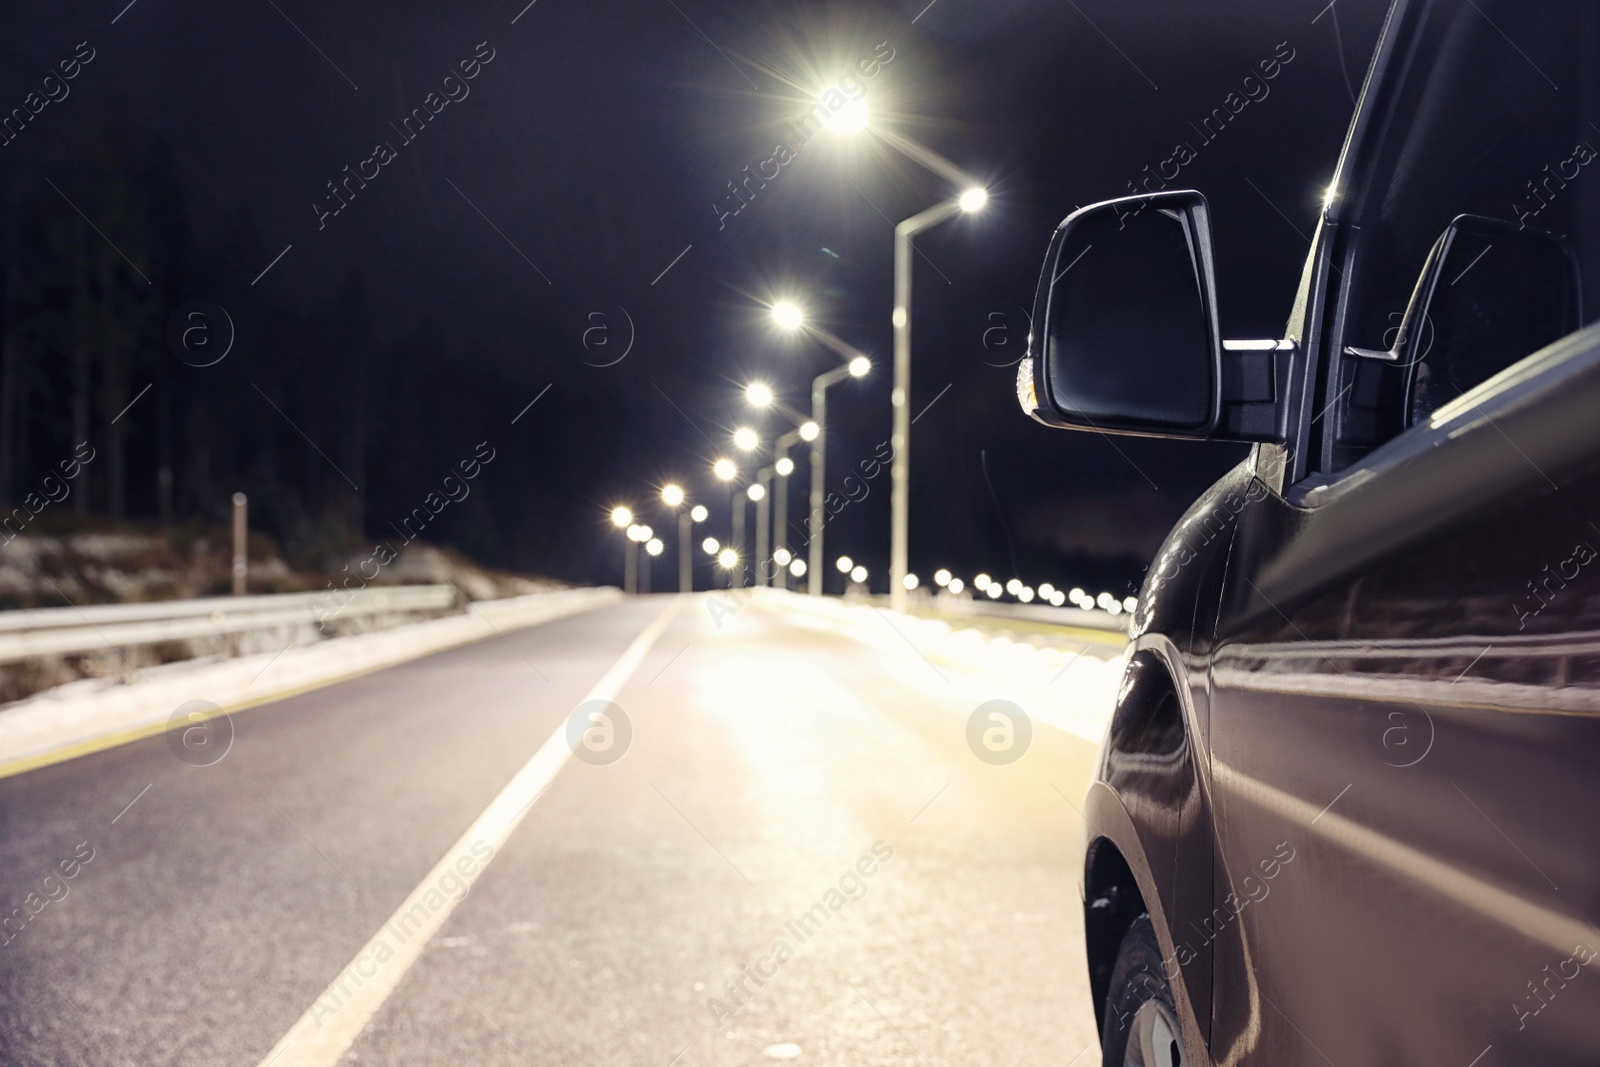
[1015,0,1600,1063]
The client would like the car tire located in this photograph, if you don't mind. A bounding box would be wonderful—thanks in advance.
[1100,914,1188,1067]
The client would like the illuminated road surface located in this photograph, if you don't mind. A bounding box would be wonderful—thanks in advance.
[0,594,1115,1066]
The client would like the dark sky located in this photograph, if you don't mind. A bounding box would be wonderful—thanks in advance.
[2,0,1389,591]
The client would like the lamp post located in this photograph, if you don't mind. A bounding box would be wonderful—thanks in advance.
[610,505,635,594]
[889,187,987,613]
[682,503,708,592]
[771,438,799,590]
[750,476,771,587]
[807,359,868,595]
[768,300,871,597]
[712,457,737,588]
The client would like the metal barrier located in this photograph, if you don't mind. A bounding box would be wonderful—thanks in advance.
[0,585,459,664]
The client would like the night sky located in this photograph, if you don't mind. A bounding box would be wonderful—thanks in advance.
[1,0,1390,592]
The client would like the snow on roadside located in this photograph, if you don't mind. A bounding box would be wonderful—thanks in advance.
[0,588,620,774]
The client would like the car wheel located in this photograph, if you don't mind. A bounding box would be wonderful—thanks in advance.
[1100,914,1188,1067]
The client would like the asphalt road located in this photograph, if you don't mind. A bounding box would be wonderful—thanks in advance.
[0,594,1108,1067]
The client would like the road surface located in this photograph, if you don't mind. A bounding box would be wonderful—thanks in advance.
[0,593,1111,1066]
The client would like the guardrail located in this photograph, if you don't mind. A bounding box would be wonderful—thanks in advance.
[0,585,459,664]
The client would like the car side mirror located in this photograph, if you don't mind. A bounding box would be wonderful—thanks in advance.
[1018,190,1286,441]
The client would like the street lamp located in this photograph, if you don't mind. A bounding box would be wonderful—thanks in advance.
[660,484,685,508]
[804,357,869,595]
[750,475,771,587]
[890,188,987,612]
[612,507,637,594]
[771,301,804,330]
[745,382,774,408]
[733,426,759,452]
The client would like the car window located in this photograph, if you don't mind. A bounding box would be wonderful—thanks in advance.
[1324,0,1600,471]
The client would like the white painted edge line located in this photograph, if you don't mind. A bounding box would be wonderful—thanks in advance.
[254,597,682,1067]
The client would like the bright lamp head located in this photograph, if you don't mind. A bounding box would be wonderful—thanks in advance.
[958,187,988,213]
[745,383,774,408]
[690,504,708,523]
[775,457,795,477]
[799,421,819,442]
[610,506,633,528]
[733,427,759,451]
[848,356,871,378]
[771,301,803,331]
[661,484,685,507]
[713,458,737,481]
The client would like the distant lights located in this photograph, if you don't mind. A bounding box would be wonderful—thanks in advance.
[1123,596,1139,613]
[660,484,685,507]
[974,573,992,591]
[848,356,871,378]
[958,187,989,213]
[947,577,965,595]
[789,558,808,578]
[772,301,804,330]
[836,555,854,574]
[1005,578,1022,596]
[985,583,1002,599]
[1018,586,1035,603]
[645,538,664,557]
[702,537,720,555]
[799,421,820,442]
[850,565,868,584]
[934,568,952,587]
[902,573,920,591]
[775,457,795,477]
[745,382,774,408]
[610,506,633,528]
[690,504,709,523]
[746,483,766,501]
[773,548,792,566]
[718,548,740,569]
[1049,590,1066,607]
[713,458,737,481]
[733,427,759,451]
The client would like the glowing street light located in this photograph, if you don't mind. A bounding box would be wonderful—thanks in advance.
[702,537,720,555]
[975,573,992,590]
[775,456,795,477]
[733,427,759,452]
[823,96,869,135]
[836,555,854,574]
[902,573,920,591]
[690,504,708,522]
[713,458,737,481]
[745,382,774,408]
[799,421,819,441]
[661,484,685,508]
[610,506,633,528]
[646,538,664,556]
[746,483,765,502]
[772,301,804,331]
[774,548,792,566]
[850,565,868,584]
[848,356,871,378]
[789,558,807,578]
[891,190,990,613]
[934,568,952,587]
[718,547,739,569]
[948,577,965,595]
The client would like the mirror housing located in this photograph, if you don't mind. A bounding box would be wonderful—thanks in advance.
[1019,190,1287,442]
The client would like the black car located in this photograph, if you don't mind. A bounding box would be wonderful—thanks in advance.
[1017,1,1600,1063]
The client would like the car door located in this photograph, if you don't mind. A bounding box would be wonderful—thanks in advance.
[1204,2,1600,1063]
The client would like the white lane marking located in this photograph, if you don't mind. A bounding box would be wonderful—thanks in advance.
[254,599,680,1067]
